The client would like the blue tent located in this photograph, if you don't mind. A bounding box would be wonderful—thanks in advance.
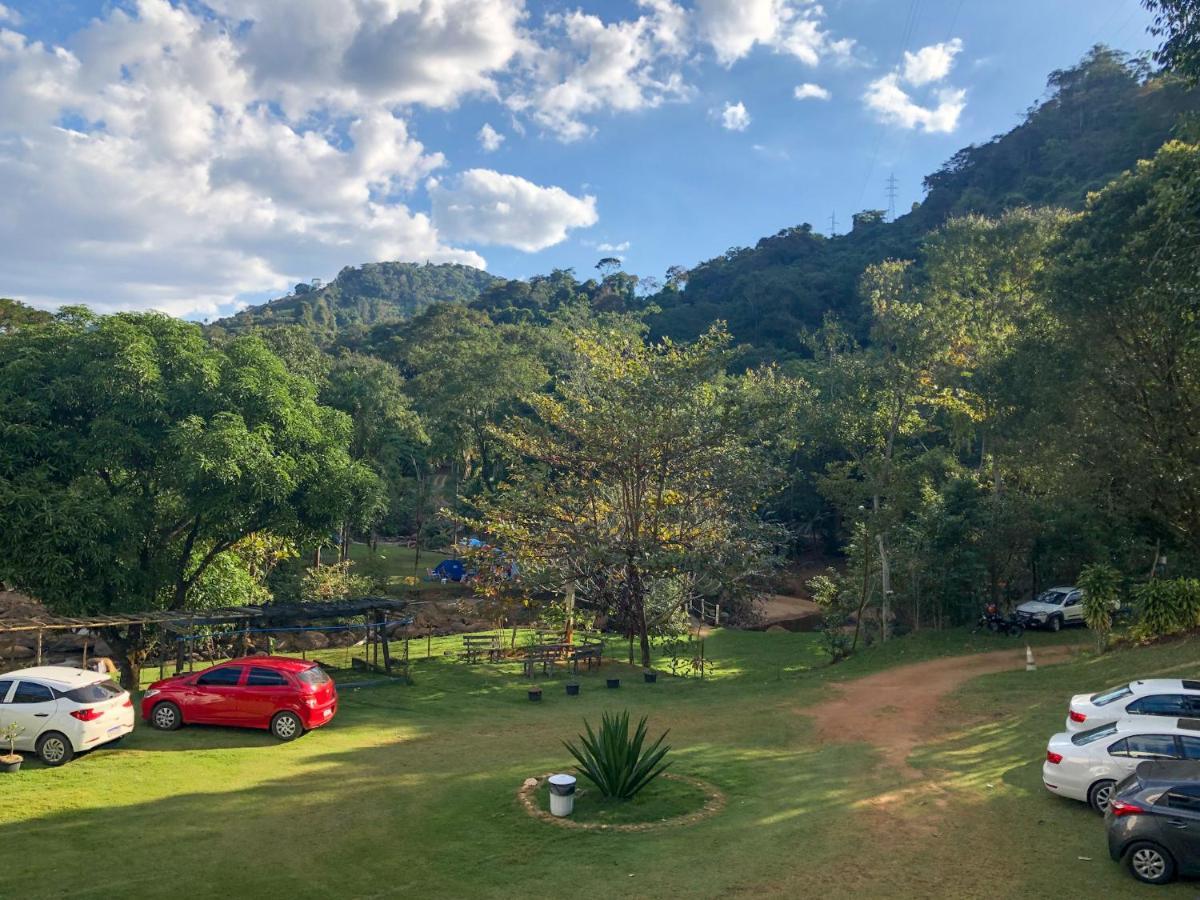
[432,559,466,582]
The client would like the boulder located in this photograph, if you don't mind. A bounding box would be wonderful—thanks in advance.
[0,641,35,659]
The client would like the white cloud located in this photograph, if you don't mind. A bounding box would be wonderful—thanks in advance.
[597,240,630,252]
[430,169,597,252]
[203,0,528,114]
[901,38,962,87]
[695,0,853,67]
[720,100,751,131]
[0,0,493,317]
[0,4,20,25]
[794,82,830,101]
[864,38,967,134]
[509,1,691,142]
[864,74,965,133]
[477,122,505,152]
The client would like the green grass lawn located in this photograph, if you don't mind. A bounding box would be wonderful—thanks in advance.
[2,626,1196,898]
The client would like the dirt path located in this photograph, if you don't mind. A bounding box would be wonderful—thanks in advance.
[805,645,1074,779]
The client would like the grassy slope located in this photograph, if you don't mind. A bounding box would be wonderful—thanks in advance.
[0,627,1194,899]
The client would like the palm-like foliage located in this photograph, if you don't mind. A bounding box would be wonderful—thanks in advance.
[564,711,671,800]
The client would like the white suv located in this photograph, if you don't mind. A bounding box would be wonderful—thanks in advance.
[1065,680,1200,732]
[1016,586,1084,632]
[1043,718,1200,812]
[0,666,134,766]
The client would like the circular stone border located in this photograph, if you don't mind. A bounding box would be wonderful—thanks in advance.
[517,772,726,832]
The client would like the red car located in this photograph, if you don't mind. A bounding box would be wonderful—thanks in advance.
[141,657,337,741]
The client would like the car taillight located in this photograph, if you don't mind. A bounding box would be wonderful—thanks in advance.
[69,708,105,722]
[1069,710,1087,723]
[122,697,133,707]
[1110,800,1145,817]
[1046,751,1063,764]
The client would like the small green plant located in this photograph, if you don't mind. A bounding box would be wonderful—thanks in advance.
[564,711,671,800]
[1132,577,1200,642]
[0,721,24,759]
[1078,563,1121,652]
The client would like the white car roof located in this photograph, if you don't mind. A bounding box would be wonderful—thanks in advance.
[1126,679,1200,695]
[2,666,109,690]
[1100,717,1200,736]
[1044,586,1077,593]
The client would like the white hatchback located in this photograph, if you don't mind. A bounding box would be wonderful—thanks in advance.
[1043,718,1200,813]
[1064,679,1200,732]
[0,666,134,766]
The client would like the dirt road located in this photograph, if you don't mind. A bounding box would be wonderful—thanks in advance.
[805,645,1074,778]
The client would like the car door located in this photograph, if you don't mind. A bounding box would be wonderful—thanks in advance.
[1064,591,1084,623]
[1107,734,1183,778]
[5,680,59,749]
[1126,694,1192,720]
[184,666,247,725]
[1154,781,1200,874]
[239,666,295,728]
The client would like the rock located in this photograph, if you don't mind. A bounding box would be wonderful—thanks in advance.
[766,625,788,633]
[0,641,35,659]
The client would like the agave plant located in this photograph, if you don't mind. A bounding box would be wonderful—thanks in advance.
[564,710,671,800]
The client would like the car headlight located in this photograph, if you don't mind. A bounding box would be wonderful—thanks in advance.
[143,688,160,699]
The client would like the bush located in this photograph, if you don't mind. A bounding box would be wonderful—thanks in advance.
[1078,563,1121,652]
[1132,578,1200,642]
[564,711,671,800]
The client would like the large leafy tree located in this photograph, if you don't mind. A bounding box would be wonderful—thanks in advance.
[467,325,789,667]
[1144,0,1200,83]
[1048,140,1200,557]
[0,312,379,686]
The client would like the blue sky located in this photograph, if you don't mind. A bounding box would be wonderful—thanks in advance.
[0,1,1158,317]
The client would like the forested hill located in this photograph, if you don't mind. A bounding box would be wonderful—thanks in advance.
[647,47,1200,361]
[212,261,498,341]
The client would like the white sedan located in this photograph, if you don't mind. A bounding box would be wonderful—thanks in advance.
[1064,679,1200,732]
[0,666,134,766]
[1043,718,1200,812]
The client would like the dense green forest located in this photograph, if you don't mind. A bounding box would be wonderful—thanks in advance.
[214,261,499,341]
[5,43,1200,676]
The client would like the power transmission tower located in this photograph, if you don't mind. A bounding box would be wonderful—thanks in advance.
[828,211,838,238]
[885,173,898,222]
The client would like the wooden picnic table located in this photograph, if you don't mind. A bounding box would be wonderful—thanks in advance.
[462,633,501,663]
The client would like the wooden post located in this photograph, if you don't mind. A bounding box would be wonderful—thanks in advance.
[427,625,432,659]
[377,611,393,673]
[82,638,89,669]
[35,629,42,666]
[564,580,576,646]
[175,627,186,675]
[715,604,720,627]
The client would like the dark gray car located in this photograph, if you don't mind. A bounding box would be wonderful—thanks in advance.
[1107,760,1200,884]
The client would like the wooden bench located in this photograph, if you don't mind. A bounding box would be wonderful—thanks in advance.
[462,634,501,663]
[522,647,559,678]
[569,641,604,673]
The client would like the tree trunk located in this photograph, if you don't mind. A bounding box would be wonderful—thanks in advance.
[564,580,576,645]
[877,533,891,643]
[102,625,150,693]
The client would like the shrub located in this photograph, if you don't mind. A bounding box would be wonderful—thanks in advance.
[1078,563,1121,652]
[1132,578,1200,642]
[564,711,671,800]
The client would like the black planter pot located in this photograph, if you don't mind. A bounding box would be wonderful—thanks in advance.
[528,688,542,702]
[606,678,620,689]
[643,671,657,683]
[0,756,21,774]
[565,683,580,696]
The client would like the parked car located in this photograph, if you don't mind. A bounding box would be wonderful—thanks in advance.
[0,666,134,766]
[1065,680,1200,732]
[142,657,337,741]
[1107,760,1200,885]
[1016,586,1084,631]
[1044,718,1200,813]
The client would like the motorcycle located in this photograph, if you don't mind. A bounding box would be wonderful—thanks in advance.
[973,604,1025,638]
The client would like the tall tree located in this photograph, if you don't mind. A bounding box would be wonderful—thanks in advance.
[0,312,379,687]
[1048,139,1200,557]
[1144,0,1200,82]
[468,326,787,667]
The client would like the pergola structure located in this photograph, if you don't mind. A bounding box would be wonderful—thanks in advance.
[0,596,413,677]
